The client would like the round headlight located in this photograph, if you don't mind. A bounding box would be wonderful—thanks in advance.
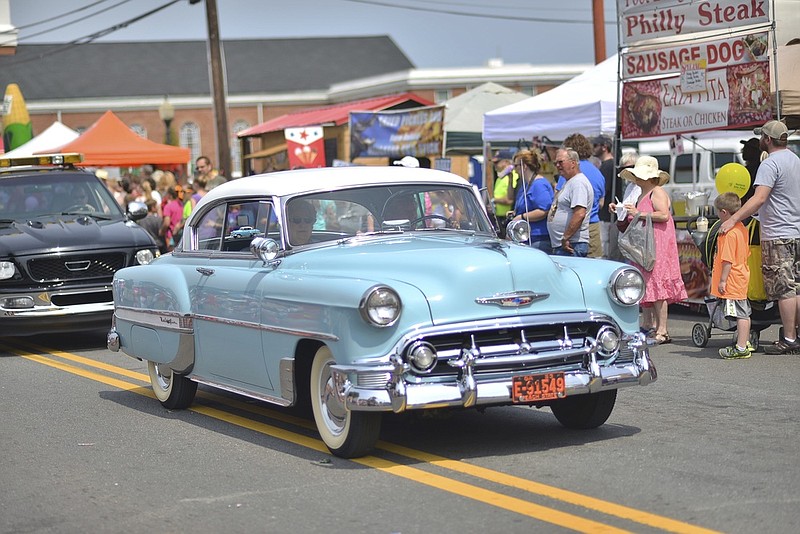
[360,286,401,327]
[610,267,644,305]
[135,249,155,265]
[407,341,437,373]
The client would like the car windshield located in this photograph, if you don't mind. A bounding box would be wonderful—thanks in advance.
[0,172,124,219]
[284,184,493,246]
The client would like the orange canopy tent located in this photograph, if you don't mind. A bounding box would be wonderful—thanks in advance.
[43,110,190,166]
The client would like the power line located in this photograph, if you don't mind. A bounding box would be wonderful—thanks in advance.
[2,0,111,32]
[0,0,183,67]
[340,0,617,24]
[1,0,134,46]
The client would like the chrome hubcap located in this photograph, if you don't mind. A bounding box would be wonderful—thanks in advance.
[319,361,346,436]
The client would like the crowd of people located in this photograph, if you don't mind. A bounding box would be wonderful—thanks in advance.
[489,121,800,351]
[98,155,227,254]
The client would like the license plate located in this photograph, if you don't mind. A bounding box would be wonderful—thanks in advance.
[512,372,566,402]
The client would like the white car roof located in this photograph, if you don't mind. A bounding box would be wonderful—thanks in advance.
[200,166,471,205]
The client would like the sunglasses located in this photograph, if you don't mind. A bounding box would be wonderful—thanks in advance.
[554,159,568,165]
[291,217,315,224]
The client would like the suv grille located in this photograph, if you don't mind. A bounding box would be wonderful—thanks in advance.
[27,253,127,283]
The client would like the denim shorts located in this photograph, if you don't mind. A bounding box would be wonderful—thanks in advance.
[552,242,589,257]
[761,238,800,300]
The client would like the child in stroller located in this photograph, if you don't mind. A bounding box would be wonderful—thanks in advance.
[689,197,780,353]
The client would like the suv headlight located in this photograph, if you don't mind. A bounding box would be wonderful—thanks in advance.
[609,267,644,305]
[135,249,156,265]
[0,261,16,280]
[360,286,401,327]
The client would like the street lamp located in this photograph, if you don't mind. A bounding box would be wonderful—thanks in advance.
[158,95,175,145]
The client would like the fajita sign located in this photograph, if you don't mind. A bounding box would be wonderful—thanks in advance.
[621,62,771,139]
[622,31,768,79]
[349,106,444,158]
[618,0,770,46]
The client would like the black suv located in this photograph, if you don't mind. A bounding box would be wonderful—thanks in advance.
[0,155,158,336]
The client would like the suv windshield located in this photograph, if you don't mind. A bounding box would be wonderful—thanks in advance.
[0,172,124,219]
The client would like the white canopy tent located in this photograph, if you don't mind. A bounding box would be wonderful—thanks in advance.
[443,82,529,153]
[0,121,79,159]
[483,55,619,142]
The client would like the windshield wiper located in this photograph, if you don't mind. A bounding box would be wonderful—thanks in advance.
[61,211,113,220]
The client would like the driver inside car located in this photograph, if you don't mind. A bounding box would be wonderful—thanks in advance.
[286,199,316,245]
[382,193,420,224]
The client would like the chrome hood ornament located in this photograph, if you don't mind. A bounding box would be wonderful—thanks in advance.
[475,291,549,307]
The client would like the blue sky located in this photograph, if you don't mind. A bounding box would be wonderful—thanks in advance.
[8,0,620,68]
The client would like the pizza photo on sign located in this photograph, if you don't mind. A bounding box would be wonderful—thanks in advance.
[621,80,662,139]
[727,62,771,126]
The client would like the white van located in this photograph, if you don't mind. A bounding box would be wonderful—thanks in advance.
[637,136,746,216]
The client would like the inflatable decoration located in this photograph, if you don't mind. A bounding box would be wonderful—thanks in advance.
[715,162,750,198]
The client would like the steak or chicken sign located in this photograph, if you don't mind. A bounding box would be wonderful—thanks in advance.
[621,62,771,139]
[618,0,772,139]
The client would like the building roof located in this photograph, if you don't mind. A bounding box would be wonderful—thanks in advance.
[238,93,434,137]
[0,36,415,100]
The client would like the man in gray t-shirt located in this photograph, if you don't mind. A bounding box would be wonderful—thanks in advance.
[719,120,800,354]
[549,148,593,256]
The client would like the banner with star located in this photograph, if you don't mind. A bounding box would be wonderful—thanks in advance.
[285,126,326,169]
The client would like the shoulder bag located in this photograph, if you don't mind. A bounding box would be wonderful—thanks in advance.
[618,212,656,271]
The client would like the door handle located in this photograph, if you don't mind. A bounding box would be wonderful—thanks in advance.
[196,267,214,276]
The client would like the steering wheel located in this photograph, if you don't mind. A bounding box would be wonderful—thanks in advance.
[409,214,451,228]
[64,204,94,213]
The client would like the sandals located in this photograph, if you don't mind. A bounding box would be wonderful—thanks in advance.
[653,333,672,345]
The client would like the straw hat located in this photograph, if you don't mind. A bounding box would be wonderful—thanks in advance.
[619,155,670,186]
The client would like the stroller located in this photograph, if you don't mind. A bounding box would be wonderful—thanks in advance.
[688,216,781,351]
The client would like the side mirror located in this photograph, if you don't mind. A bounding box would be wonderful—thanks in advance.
[250,237,280,265]
[506,219,531,244]
[127,201,147,221]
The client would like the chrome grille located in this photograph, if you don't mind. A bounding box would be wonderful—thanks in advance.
[407,322,603,378]
[27,253,126,283]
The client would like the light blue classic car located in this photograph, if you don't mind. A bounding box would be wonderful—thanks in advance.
[107,166,655,458]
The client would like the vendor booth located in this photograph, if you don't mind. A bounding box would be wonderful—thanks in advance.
[0,121,78,160]
[45,110,190,166]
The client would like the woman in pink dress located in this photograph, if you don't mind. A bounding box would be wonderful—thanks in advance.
[620,156,687,344]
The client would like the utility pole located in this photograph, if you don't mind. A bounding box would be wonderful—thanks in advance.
[196,0,231,176]
[592,0,607,64]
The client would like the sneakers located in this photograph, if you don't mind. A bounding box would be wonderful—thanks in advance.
[719,345,752,359]
[765,337,800,355]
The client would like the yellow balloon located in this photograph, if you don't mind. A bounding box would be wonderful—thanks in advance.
[715,162,750,198]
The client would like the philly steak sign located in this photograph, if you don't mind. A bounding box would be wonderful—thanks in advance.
[620,0,770,46]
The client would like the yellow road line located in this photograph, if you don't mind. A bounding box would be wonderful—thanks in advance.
[4,342,720,534]
[377,442,719,534]
[8,346,627,533]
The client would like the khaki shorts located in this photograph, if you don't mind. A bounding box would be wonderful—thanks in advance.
[588,222,603,258]
[761,238,800,301]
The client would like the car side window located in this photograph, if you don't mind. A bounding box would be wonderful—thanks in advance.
[195,200,277,253]
[222,200,276,252]
[196,205,226,251]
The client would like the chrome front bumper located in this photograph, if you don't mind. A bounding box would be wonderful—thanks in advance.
[331,338,656,413]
